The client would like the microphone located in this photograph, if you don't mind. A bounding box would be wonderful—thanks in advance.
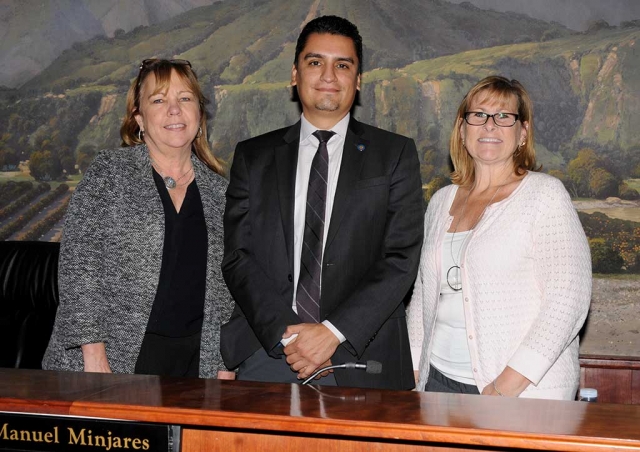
[301,361,382,385]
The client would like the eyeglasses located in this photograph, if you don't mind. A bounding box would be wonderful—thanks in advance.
[464,111,519,127]
[139,58,192,70]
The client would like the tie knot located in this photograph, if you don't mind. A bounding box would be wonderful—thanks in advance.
[313,130,335,144]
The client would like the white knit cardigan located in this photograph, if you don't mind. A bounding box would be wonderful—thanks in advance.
[407,171,592,400]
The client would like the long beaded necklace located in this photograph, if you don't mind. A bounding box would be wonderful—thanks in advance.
[151,159,193,189]
[446,182,506,291]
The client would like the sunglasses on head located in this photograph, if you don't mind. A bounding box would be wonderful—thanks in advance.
[138,58,192,70]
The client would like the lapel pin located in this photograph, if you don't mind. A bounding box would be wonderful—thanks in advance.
[356,144,365,152]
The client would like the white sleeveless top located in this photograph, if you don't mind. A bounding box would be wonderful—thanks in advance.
[430,231,475,385]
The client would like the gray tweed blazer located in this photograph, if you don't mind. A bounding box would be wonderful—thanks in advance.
[42,145,233,377]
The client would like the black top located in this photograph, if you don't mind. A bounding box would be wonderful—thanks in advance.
[146,168,207,337]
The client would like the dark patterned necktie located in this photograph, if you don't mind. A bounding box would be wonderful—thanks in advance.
[296,130,335,323]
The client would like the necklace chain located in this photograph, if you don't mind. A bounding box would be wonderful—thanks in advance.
[151,158,193,190]
[447,181,507,291]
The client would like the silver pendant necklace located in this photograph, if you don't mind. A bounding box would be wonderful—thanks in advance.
[447,182,506,291]
[151,159,193,190]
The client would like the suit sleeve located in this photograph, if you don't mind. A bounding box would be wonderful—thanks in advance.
[327,137,424,357]
[222,143,301,354]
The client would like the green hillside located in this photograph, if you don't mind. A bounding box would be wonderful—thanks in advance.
[17,0,570,91]
[208,27,640,174]
[0,0,637,182]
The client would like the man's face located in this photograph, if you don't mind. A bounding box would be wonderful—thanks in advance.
[292,32,361,128]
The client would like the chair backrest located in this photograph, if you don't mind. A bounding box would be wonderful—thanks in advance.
[0,241,60,369]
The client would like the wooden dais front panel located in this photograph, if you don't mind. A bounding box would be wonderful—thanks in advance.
[1,369,640,451]
[580,355,640,404]
[181,428,500,452]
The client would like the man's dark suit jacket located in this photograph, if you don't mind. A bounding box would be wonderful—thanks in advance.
[221,117,423,390]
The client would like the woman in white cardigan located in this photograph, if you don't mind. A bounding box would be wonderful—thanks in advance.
[407,76,591,400]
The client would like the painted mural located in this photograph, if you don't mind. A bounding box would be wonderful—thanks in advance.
[1,0,639,357]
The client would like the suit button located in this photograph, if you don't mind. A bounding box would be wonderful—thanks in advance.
[288,274,293,282]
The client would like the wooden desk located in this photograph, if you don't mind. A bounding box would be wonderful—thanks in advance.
[0,369,639,451]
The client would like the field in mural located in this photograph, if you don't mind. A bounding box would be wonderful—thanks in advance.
[1,0,638,356]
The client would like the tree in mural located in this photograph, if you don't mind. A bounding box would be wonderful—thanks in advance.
[619,182,640,200]
[0,146,19,171]
[589,167,619,199]
[76,144,97,173]
[29,150,63,181]
[567,148,621,199]
[589,238,624,274]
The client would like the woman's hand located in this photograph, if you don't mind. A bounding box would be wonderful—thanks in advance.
[217,371,236,380]
[81,342,112,373]
[482,366,531,397]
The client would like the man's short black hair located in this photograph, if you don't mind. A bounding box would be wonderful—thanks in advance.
[294,15,363,74]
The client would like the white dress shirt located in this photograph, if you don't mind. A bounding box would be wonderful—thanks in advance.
[282,113,350,346]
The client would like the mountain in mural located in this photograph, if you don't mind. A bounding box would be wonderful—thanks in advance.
[447,0,640,31]
[1,0,638,182]
[0,0,220,89]
[0,0,572,170]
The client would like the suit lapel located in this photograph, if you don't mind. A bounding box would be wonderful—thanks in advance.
[326,118,368,249]
[275,122,301,265]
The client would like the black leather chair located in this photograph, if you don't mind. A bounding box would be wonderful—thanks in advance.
[0,241,59,369]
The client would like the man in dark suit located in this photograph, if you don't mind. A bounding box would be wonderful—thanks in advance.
[221,15,423,390]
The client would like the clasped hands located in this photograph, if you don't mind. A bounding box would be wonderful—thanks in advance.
[283,323,340,380]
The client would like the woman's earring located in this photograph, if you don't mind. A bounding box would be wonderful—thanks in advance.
[196,127,202,138]
[138,129,144,141]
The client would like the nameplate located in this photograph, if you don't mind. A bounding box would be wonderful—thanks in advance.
[0,413,177,452]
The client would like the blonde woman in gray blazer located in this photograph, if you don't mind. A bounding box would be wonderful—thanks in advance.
[43,59,234,378]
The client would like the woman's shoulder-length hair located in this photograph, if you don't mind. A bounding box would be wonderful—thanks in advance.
[449,75,538,187]
[120,59,224,176]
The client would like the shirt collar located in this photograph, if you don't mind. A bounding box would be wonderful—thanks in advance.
[300,113,350,144]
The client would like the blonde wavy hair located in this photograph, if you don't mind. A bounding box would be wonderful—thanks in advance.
[450,75,537,187]
[120,58,224,176]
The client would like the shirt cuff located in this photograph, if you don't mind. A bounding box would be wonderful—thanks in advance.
[508,345,552,386]
[322,320,346,344]
[280,334,297,347]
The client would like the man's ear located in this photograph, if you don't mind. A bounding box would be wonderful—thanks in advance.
[356,73,361,91]
[291,64,298,87]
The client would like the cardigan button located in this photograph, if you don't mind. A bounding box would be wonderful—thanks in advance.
[287,274,293,282]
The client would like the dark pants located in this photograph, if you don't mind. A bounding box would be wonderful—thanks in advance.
[238,347,337,386]
[424,365,480,394]
[135,331,201,377]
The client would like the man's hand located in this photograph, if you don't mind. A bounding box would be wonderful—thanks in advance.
[310,359,334,380]
[283,323,340,379]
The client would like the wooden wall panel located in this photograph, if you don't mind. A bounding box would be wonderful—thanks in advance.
[579,355,640,404]
[582,368,632,403]
[633,370,640,405]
